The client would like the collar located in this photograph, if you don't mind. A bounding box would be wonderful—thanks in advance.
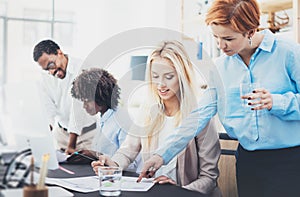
[256,29,275,52]
[65,55,76,75]
[100,108,114,123]
[231,29,275,59]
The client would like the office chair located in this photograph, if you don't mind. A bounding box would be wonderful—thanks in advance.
[218,132,238,197]
[2,148,32,188]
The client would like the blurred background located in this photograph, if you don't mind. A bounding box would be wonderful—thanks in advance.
[0,0,298,146]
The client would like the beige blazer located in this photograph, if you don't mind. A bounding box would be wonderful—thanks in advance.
[177,119,222,196]
[111,119,221,196]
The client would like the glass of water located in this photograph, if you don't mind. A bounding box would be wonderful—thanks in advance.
[240,82,261,109]
[98,166,122,196]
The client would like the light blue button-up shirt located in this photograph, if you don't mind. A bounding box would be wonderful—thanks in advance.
[92,109,127,157]
[157,30,300,164]
[92,108,142,171]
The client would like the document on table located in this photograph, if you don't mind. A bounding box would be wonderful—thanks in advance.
[121,176,155,192]
[45,176,155,193]
[46,176,99,193]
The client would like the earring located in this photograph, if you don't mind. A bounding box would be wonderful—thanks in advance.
[248,37,252,46]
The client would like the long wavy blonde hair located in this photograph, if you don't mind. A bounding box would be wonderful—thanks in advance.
[140,40,198,151]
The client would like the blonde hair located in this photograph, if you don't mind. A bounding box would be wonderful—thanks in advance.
[141,40,197,150]
[205,0,260,34]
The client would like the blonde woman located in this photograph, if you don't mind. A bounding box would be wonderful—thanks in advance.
[92,41,221,196]
[142,1,300,196]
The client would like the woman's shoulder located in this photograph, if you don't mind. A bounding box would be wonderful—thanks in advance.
[195,118,219,139]
[277,39,299,49]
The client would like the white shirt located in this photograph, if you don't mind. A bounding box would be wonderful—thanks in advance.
[39,56,96,135]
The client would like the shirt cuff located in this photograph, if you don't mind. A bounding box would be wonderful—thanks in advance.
[269,94,285,115]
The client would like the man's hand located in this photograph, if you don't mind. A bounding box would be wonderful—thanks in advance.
[65,132,78,155]
[65,147,76,155]
[137,155,163,182]
[153,175,176,185]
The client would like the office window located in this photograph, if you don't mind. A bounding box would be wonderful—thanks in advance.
[0,19,3,81]
[2,1,76,84]
[23,9,51,45]
[7,20,51,83]
[0,2,6,15]
[6,0,52,18]
[53,11,75,47]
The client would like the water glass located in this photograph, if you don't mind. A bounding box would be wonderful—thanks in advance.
[98,166,122,196]
[240,82,260,109]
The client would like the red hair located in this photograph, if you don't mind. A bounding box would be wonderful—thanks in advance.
[205,0,260,33]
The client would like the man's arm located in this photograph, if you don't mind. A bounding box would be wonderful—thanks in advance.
[38,74,57,128]
[65,132,78,154]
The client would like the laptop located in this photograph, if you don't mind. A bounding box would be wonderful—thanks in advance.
[27,133,59,170]
[3,81,61,170]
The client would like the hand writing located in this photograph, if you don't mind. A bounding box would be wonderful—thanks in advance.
[137,155,163,182]
[91,155,118,175]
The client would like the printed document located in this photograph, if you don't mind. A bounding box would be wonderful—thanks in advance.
[45,176,154,193]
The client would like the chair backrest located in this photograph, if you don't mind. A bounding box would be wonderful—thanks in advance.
[217,132,238,197]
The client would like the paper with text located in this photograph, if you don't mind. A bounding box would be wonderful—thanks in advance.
[45,176,154,193]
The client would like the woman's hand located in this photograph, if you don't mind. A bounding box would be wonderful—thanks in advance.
[241,87,273,110]
[91,155,118,175]
[137,155,163,182]
[153,175,176,185]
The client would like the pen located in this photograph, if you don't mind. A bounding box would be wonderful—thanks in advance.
[30,156,34,185]
[59,165,75,175]
[74,151,97,161]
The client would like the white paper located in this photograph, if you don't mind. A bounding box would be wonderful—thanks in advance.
[121,176,155,192]
[45,176,154,193]
[0,186,74,197]
[46,176,99,193]
[56,150,70,163]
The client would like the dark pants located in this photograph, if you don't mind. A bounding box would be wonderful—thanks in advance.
[236,144,300,197]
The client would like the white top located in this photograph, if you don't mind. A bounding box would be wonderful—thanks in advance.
[155,116,177,182]
[39,56,96,135]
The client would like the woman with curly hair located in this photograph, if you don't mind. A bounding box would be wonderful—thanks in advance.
[71,68,131,162]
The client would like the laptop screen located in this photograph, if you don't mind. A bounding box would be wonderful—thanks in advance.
[27,133,59,170]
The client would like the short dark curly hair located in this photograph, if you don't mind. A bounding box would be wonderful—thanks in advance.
[71,68,120,110]
[33,40,60,62]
